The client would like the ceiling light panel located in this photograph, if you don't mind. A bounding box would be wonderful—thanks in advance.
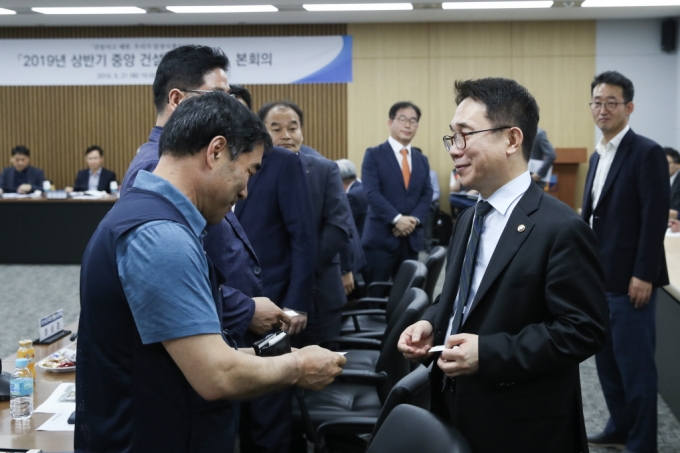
[0,8,16,14]
[31,7,146,14]
[166,5,278,13]
[442,1,553,8]
[582,0,680,6]
[303,3,413,11]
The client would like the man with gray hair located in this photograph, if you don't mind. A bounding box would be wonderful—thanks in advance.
[336,158,367,236]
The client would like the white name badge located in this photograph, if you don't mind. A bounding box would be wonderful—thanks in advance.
[39,309,64,342]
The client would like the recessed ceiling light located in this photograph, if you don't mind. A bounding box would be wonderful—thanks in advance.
[0,7,16,15]
[166,5,278,13]
[303,3,413,11]
[31,7,146,15]
[582,0,680,6]
[442,1,553,8]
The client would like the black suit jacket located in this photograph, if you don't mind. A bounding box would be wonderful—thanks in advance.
[0,166,45,193]
[235,147,316,314]
[671,172,680,213]
[299,152,353,313]
[422,182,607,453]
[73,168,117,193]
[581,128,669,292]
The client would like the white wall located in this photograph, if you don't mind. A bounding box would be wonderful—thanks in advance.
[595,19,678,149]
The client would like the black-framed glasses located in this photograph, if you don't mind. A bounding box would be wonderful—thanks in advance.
[394,116,419,126]
[179,89,235,97]
[589,101,627,111]
[443,126,512,151]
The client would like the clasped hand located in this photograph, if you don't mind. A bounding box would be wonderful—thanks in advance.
[393,216,417,237]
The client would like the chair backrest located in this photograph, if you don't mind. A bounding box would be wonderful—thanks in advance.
[423,246,446,304]
[367,405,472,453]
[371,364,430,437]
[375,287,429,402]
[385,260,427,321]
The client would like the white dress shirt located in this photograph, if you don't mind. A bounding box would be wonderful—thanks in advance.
[445,171,532,339]
[671,171,677,188]
[589,125,630,226]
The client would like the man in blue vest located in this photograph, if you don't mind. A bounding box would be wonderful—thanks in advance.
[76,92,345,452]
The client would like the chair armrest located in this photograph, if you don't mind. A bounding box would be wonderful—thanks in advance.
[319,336,382,349]
[337,370,387,384]
[314,416,379,446]
[341,309,387,318]
[366,281,393,297]
[352,297,388,310]
[341,330,384,340]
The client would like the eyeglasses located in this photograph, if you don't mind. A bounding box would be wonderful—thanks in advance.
[179,89,235,97]
[589,101,627,111]
[443,126,512,151]
[394,116,419,126]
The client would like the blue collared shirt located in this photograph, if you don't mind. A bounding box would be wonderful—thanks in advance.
[88,168,101,191]
[115,170,221,344]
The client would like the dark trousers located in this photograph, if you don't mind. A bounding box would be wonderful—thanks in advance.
[363,240,418,287]
[596,291,658,453]
[239,388,294,453]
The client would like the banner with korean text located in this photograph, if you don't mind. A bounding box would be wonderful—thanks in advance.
[0,36,352,86]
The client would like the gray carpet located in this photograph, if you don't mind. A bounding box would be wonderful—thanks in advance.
[2,263,679,452]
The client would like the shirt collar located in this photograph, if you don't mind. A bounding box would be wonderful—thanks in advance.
[484,171,532,216]
[132,170,206,238]
[89,168,101,176]
[149,126,163,144]
[388,136,411,154]
[596,124,630,156]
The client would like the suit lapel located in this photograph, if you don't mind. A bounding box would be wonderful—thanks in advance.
[225,211,260,265]
[464,183,541,322]
[407,150,422,194]
[435,207,473,327]
[381,142,406,191]
[582,153,598,220]
[596,129,634,209]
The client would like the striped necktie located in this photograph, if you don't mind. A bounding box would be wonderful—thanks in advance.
[451,200,493,334]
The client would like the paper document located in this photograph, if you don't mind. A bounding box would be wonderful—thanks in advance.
[284,310,299,317]
[666,228,680,237]
[35,383,76,414]
[37,412,75,432]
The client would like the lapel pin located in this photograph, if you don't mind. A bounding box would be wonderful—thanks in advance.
[517,224,526,233]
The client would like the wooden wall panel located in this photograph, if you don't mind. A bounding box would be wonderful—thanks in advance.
[0,24,347,190]
[348,21,596,212]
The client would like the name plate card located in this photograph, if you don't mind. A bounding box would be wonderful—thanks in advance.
[39,309,64,343]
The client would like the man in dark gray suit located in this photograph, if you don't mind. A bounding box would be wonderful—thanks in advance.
[529,127,556,189]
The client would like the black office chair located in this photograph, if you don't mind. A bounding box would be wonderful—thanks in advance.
[423,246,446,304]
[341,260,427,336]
[367,404,472,453]
[295,289,430,452]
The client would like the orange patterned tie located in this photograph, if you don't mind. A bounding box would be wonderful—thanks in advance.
[400,148,410,189]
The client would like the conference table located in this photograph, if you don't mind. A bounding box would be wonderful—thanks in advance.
[0,197,116,265]
[0,323,76,451]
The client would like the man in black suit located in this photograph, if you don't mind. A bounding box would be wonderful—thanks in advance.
[0,145,45,194]
[665,147,680,219]
[583,71,669,453]
[67,145,117,193]
[398,77,607,452]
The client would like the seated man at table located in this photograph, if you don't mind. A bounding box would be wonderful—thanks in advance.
[0,145,45,194]
[66,145,117,193]
[75,92,345,453]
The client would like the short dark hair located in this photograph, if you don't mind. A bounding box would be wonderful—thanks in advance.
[86,145,103,157]
[159,91,272,161]
[258,100,304,127]
[591,71,634,104]
[454,78,539,161]
[389,102,421,121]
[665,147,680,164]
[153,45,229,114]
[11,145,29,157]
[229,85,252,110]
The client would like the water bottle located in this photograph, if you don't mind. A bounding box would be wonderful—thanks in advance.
[10,358,33,420]
[110,181,119,198]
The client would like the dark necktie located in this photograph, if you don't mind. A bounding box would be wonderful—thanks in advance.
[451,200,493,334]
